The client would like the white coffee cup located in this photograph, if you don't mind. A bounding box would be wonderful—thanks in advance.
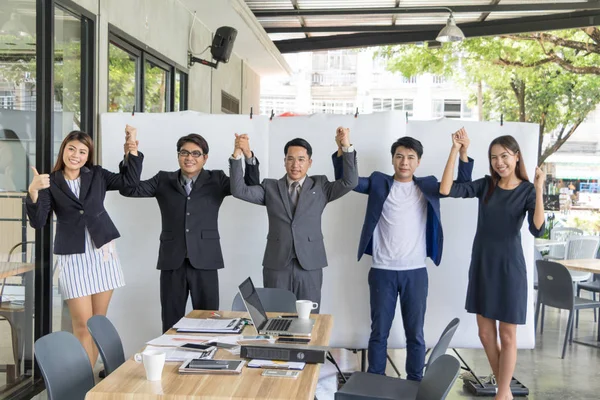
[296,300,319,319]
[134,350,165,381]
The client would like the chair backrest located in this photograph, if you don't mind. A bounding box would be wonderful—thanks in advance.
[536,260,575,310]
[548,227,583,259]
[565,236,600,281]
[231,287,297,313]
[87,315,125,375]
[565,236,600,260]
[416,355,460,400]
[425,318,460,371]
[1,241,35,297]
[34,331,95,400]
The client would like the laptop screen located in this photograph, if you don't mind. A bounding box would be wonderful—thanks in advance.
[238,277,268,330]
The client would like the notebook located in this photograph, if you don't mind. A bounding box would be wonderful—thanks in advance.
[179,358,246,374]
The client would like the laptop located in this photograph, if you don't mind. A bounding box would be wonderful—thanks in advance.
[238,277,315,336]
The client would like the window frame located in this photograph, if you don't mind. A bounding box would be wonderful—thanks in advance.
[108,25,188,113]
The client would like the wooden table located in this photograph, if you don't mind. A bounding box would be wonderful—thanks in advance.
[85,310,333,400]
[557,259,600,348]
[557,258,600,274]
[0,262,34,280]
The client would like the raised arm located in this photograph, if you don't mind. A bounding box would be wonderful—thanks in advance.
[323,127,359,201]
[26,167,52,229]
[103,125,144,190]
[229,134,266,205]
[332,151,370,194]
[440,127,467,195]
[530,167,546,234]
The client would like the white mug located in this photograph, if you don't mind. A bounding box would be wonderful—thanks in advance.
[134,350,166,381]
[296,300,319,319]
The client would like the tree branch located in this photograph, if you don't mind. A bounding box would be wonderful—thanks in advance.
[583,27,600,45]
[539,121,583,165]
[504,32,600,54]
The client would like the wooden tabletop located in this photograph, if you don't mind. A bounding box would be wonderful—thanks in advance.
[557,259,600,274]
[85,310,333,400]
[0,262,34,280]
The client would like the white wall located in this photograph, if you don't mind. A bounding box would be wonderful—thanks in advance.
[71,0,262,117]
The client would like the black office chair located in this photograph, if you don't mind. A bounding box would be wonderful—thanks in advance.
[87,315,126,375]
[535,260,600,359]
[335,354,460,400]
[577,273,600,326]
[231,287,297,313]
[35,331,95,400]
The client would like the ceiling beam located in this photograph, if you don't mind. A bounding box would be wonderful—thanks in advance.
[253,2,600,18]
[265,25,445,34]
[273,11,600,53]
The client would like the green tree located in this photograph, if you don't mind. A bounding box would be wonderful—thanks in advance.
[380,28,600,165]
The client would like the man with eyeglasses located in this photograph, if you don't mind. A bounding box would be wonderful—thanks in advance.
[121,133,260,332]
[229,129,357,311]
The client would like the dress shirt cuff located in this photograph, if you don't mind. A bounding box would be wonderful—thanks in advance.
[342,145,354,153]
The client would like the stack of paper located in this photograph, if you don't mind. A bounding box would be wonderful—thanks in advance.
[173,317,243,333]
[143,345,217,362]
[146,334,213,347]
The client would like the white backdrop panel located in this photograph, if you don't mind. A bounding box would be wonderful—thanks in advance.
[101,112,269,357]
[101,112,538,356]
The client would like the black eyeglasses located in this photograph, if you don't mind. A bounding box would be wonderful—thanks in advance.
[178,150,204,158]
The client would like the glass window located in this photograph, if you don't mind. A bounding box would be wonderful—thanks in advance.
[174,71,182,111]
[0,1,36,395]
[108,43,137,112]
[144,60,168,113]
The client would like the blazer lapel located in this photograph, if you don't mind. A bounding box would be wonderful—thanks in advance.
[54,171,81,204]
[78,167,92,202]
[277,176,293,220]
[169,171,187,196]
[191,169,209,192]
[294,177,315,219]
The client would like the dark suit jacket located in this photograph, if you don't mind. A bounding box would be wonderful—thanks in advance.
[119,162,260,271]
[26,154,144,254]
[333,154,474,266]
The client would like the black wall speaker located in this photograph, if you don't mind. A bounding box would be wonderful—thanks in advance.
[211,26,237,63]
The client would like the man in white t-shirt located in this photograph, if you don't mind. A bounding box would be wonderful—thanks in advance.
[332,132,472,380]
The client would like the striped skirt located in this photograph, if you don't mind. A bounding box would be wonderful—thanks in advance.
[55,229,126,300]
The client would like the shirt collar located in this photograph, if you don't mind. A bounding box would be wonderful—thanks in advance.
[180,171,200,186]
[286,175,307,188]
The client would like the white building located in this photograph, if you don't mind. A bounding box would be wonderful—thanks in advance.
[260,49,475,120]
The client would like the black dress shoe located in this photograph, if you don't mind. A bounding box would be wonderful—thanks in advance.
[99,369,106,378]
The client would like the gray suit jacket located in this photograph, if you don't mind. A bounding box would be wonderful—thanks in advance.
[230,150,358,271]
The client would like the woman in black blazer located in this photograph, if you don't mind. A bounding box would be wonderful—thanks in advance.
[26,127,142,366]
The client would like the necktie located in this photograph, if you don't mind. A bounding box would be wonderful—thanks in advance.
[185,179,193,195]
[290,181,300,213]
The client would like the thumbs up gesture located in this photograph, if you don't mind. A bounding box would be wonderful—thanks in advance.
[29,167,50,193]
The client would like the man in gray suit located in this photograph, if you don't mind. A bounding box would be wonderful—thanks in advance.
[229,129,358,311]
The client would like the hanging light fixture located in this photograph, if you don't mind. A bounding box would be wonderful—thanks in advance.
[1,13,31,37]
[436,13,465,43]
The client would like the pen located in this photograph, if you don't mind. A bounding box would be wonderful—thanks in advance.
[211,312,221,317]
[226,320,235,328]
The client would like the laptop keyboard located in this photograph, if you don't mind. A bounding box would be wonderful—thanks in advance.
[265,318,292,332]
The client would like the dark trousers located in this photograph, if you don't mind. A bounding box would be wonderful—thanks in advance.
[159,258,219,333]
[263,258,323,313]
[367,267,428,381]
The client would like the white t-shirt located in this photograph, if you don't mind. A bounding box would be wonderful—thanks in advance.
[372,180,427,271]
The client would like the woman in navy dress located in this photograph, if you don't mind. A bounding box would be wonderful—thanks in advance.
[26,127,142,366]
[440,131,545,400]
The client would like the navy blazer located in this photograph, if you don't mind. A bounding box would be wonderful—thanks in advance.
[333,153,473,266]
[26,154,144,255]
[119,161,260,271]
